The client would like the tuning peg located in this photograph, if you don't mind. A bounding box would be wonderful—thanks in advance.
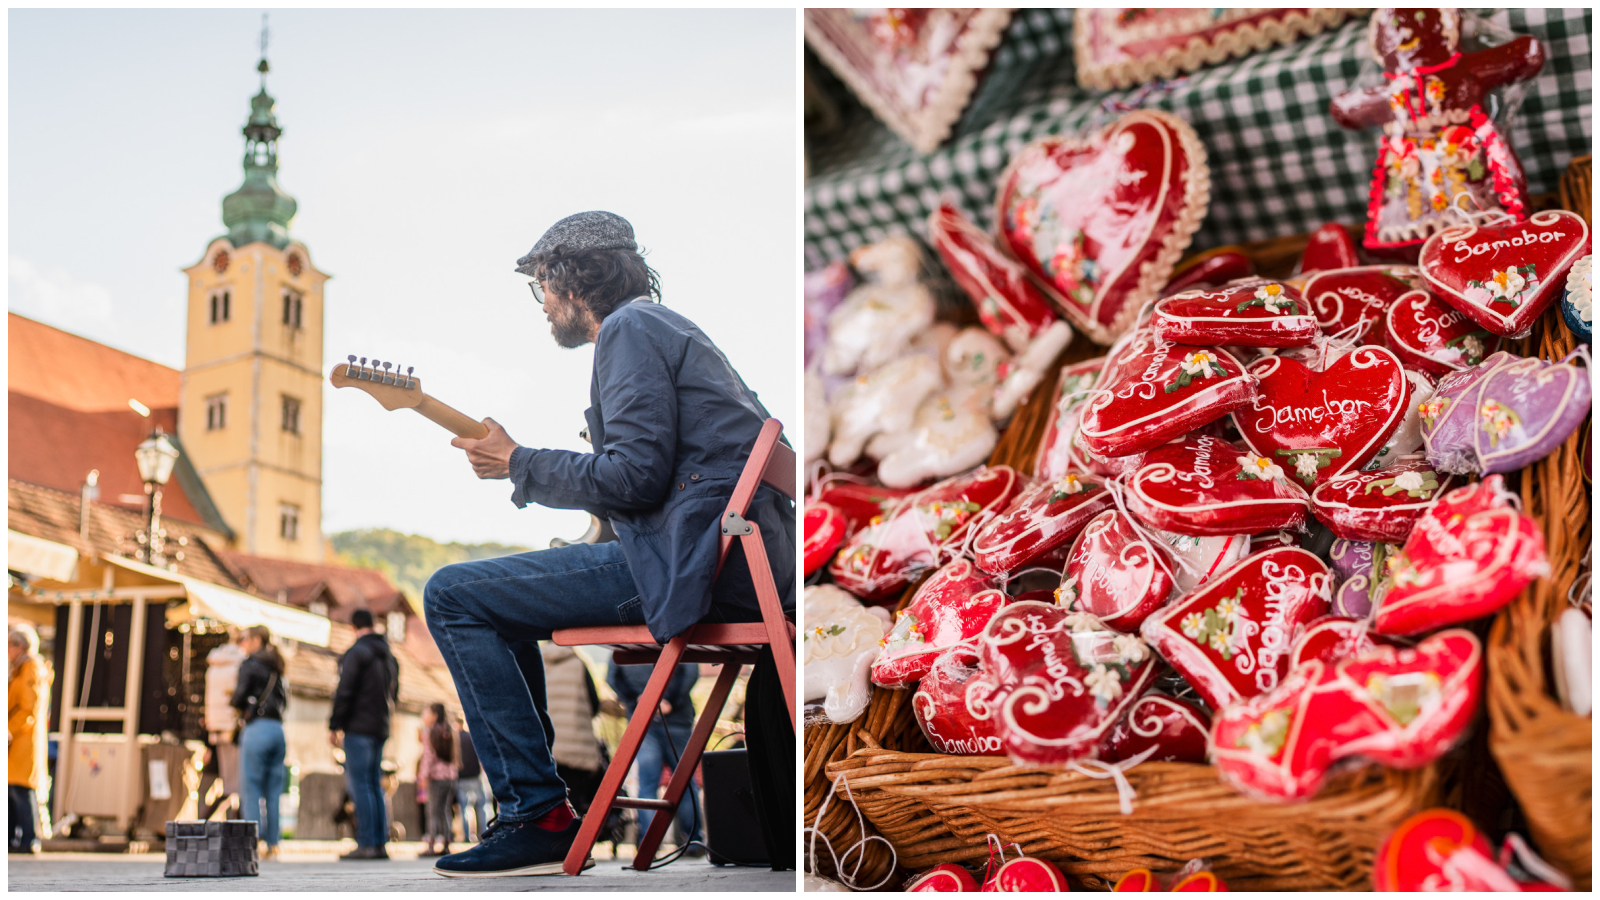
[347,354,356,367]
[382,361,393,384]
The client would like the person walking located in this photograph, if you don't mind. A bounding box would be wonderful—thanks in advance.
[9,624,52,855]
[418,703,459,857]
[606,658,701,851]
[454,723,490,843]
[328,609,399,861]
[231,625,288,861]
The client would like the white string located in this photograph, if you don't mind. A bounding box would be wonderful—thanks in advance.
[1424,839,1523,892]
[1064,744,1160,815]
[1106,478,1201,580]
[804,772,898,891]
[1559,344,1591,368]
[1500,832,1574,889]
[1313,319,1367,371]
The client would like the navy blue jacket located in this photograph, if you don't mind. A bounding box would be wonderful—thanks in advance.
[508,299,796,641]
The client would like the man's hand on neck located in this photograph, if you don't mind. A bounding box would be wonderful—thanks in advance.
[451,417,519,479]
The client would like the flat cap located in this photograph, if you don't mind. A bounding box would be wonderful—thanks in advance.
[515,210,637,275]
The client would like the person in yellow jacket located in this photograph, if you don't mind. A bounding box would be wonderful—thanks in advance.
[9,623,52,854]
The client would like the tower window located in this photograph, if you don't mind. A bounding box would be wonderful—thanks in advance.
[209,289,231,324]
[281,395,301,435]
[279,503,300,541]
[282,289,303,330]
[205,393,228,431]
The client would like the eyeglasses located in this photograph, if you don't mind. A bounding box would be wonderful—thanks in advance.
[527,280,545,305]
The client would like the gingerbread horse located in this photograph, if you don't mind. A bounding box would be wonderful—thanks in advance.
[1331,9,1545,252]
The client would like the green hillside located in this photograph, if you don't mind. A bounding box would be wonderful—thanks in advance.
[330,528,531,602]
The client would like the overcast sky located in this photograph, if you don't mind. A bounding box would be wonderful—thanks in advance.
[9,8,797,549]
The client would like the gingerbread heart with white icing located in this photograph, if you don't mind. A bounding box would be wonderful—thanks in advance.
[1384,289,1500,377]
[1374,476,1548,636]
[1232,346,1407,487]
[872,559,1004,688]
[968,602,1158,765]
[1153,278,1318,347]
[930,201,1062,352]
[1140,547,1330,710]
[1125,435,1310,536]
[983,855,1070,892]
[1299,222,1362,273]
[912,646,1004,756]
[1079,330,1256,458]
[1286,616,1388,669]
[1419,209,1592,338]
[972,472,1116,576]
[1420,350,1593,476]
[1060,510,1177,633]
[1302,265,1425,344]
[995,109,1210,345]
[1098,691,1211,765]
[1310,456,1459,544]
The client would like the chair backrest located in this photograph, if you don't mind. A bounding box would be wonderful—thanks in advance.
[715,419,793,573]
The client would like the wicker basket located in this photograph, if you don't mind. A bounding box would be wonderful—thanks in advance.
[1484,158,1593,890]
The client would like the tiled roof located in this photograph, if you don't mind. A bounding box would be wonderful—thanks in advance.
[8,313,181,413]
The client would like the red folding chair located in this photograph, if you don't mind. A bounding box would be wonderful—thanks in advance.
[552,418,797,874]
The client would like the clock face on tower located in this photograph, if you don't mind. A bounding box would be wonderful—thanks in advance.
[213,250,230,274]
[286,253,302,277]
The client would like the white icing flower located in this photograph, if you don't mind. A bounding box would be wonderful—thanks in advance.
[1113,634,1147,664]
[1181,351,1222,378]
[1461,334,1484,359]
[1209,631,1231,653]
[1294,454,1321,482]
[1085,664,1124,705]
[1236,454,1285,482]
[1393,471,1425,492]
[1254,283,1290,314]
[1216,596,1240,618]
[1181,612,1205,640]
[1570,257,1592,324]
[1064,611,1101,633]
[1054,473,1086,496]
[1485,268,1527,300]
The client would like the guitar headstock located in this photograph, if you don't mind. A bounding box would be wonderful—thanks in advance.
[330,355,423,410]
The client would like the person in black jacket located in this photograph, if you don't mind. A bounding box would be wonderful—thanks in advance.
[424,211,794,878]
[329,609,399,861]
[230,625,288,860]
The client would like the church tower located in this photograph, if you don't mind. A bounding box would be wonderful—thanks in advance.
[179,34,327,562]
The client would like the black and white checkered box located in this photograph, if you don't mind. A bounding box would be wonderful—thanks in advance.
[164,820,259,877]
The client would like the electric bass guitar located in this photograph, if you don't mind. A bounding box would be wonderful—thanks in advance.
[329,355,490,439]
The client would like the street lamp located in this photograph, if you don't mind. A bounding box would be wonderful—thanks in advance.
[134,429,179,566]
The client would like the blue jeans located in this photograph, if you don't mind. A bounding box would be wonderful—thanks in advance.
[9,785,38,852]
[342,733,388,848]
[455,776,490,841]
[634,725,699,845]
[240,718,286,847]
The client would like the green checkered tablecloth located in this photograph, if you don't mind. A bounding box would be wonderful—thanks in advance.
[804,8,1592,270]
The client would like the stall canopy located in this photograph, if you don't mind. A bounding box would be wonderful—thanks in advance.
[8,529,81,583]
[103,555,331,647]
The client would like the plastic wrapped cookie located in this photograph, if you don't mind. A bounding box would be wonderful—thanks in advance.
[802,585,893,724]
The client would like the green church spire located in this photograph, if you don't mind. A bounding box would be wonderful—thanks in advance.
[221,15,297,250]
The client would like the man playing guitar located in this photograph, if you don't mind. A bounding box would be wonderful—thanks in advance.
[423,211,794,877]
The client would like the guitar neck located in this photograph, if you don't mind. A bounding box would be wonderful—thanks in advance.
[415,394,489,439]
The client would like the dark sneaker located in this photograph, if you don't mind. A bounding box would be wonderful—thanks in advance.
[433,818,593,877]
[339,846,389,861]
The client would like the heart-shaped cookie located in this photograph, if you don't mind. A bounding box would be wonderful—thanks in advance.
[1286,616,1386,669]
[1034,358,1110,480]
[908,863,980,892]
[1232,346,1407,487]
[873,559,1004,688]
[1098,691,1211,764]
[995,109,1210,344]
[1419,209,1592,337]
[1302,265,1425,344]
[1140,547,1330,710]
[803,502,847,576]
[1061,510,1177,633]
[969,602,1158,765]
[1384,289,1500,377]
[930,202,1062,353]
[814,479,916,538]
[829,466,1022,601]
[1374,809,1559,892]
[1126,435,1311,536]
[973,473,1116,576]
[1374,477,1549,635]
[1299,222,1362,273]
[1420,351,1593,476]
[1079,331,1256,458]
[983,856,1069,892]
[913,646,1004,756]
[1311,456,1459,544]
[1153,278,1318,347]
[1334,629,1483,769]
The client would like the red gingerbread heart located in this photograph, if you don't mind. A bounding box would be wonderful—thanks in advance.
[1232,346,1407,487]
[984,856,1069,892]
[913,646,1004,756]
[1310,456,1460,544]
[1140,548,1331,710]
[1153,278,1318,347]
[829,466,1021,601]
[969,602,1159,765]
[909,863,980,892]
[1125,435,1311,536]
[1301,264,1425,344]
[972,473,1116,576]
[1286,615,1387,669]
[1034,357,1110,480]
[1373,476,1548,635]
[1098,691,1211,765]
[995,109,1211,344]
[803,502,847,576]
[1384,289,1500,377]
[1079,331,1256,458]
[1335,629,1483,769]
[930,202,1062,352]
[1061,510,1177,633]
[1374,808,1564,891]
[872,559,1004,688]
[1299,222,1362,273]
[1418,209,1591,337]
[814,480,915,538]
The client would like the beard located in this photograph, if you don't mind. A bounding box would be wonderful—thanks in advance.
[547,302,594,348]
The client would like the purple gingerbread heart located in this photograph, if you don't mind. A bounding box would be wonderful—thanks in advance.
[1421,349,1592,475]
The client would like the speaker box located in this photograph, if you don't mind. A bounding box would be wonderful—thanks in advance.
[699,748,769,867]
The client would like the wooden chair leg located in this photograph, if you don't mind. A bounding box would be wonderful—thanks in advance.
[740,525,797,727]
[631,659,743,870]
[563,636,687,875]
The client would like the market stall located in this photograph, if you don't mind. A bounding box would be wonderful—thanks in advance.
[801,8,1591,892]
